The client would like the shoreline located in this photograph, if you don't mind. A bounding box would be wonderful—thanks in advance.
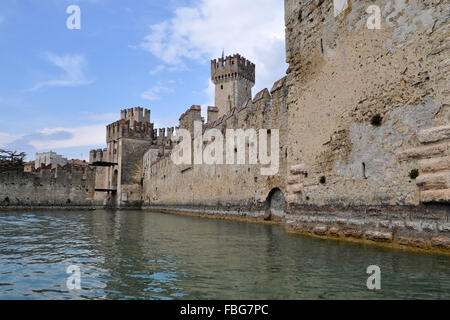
[1,204,449,255]
[142,204,450,256]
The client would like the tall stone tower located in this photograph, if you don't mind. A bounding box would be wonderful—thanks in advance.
[211,54,255,118]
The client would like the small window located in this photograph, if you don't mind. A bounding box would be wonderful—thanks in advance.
[221,85,224,90]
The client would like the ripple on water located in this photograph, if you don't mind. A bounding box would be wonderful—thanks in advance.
[0,210,449,300]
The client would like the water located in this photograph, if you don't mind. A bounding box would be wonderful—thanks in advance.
[0,210,449,300]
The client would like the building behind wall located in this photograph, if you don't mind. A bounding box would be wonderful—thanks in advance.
[35,152,67,170]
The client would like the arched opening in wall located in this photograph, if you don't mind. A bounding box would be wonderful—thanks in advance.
[265,188,286,221]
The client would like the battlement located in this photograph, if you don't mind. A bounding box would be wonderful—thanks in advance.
[207,106,219,124]
[120,107,151,124]
[89,148,108,163]
[211,54,255,84]
[106,119,154,142]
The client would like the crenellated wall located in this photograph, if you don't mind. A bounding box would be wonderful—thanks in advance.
[142,77,289,218]
[0,166,98,208]
[70,0,449,249]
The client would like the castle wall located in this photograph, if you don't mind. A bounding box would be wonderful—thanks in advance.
[118,138,154,207]
[142,79,289,217]
[284,0,449,207]
[140,0,449,250]
[0,167,98,208]
[280,0,449,248]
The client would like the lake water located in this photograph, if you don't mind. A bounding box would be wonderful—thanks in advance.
[0,210,449,300]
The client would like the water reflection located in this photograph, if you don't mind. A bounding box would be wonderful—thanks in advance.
[0,210,449,299]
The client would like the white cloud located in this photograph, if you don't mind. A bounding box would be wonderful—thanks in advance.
[152,116,180,129]
[29,125,105,150]
[0,133,23,148]
[81,112,118,122]
[141,83,173,101]
[139,0,287,95]
[30,52,93,91]
[149,65,165,75]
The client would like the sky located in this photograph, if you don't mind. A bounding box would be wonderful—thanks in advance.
[0,0,287,161]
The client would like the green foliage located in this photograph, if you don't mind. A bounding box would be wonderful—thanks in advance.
[371,114,383,127]
[409,169,419,180]
[0,149,26,173]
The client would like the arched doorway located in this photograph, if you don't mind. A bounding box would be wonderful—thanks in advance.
[265,188,286,221]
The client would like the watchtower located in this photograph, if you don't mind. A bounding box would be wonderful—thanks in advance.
[211,54,255,118]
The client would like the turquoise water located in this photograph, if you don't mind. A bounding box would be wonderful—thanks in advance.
[0,210,449,300]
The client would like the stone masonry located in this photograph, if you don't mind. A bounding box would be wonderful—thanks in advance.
[1,0,447,251]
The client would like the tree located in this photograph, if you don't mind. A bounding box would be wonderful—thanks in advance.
[0,149,26,173]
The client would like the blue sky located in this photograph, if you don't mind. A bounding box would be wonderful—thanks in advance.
[0,0,286,161]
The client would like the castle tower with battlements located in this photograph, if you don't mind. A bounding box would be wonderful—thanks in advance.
[211,54,255,118]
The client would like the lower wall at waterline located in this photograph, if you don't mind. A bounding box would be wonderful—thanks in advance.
[0,169,100,208]
[143,203,450,251]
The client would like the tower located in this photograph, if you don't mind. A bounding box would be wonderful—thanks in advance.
[211,54,255,118]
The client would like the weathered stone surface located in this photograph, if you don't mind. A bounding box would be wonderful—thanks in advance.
[285,195,299,203]
[0,169,97,207]
[416,172,449,190]
[397,143,448,161]
[314,225,328,235]
[419,156,450,173]
[287,184,304,194]
[365,231,393,242]
[422,222,437,232]
[397,237,427,247]
[418,125,450,144]
[421,189,450,203]
[329,227,340,235]
[287,175,301,185]
[431,236,450,249]
[344,229,363,238]
[406,221,422,231]
[290,164,307,175]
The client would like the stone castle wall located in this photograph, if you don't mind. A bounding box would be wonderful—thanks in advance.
[280,0,449,248]
[142,78,289,217]
[141,0,449,249]
[0,166,98,208]
[284,0,449,207]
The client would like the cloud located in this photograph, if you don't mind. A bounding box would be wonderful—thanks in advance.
[0,133,23,148]
[30,52,93,91]
[81,112,118,122]
[139,0,287,94]
[3,125,105,157]
[149,65,165,76]
[141,83,173,101]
